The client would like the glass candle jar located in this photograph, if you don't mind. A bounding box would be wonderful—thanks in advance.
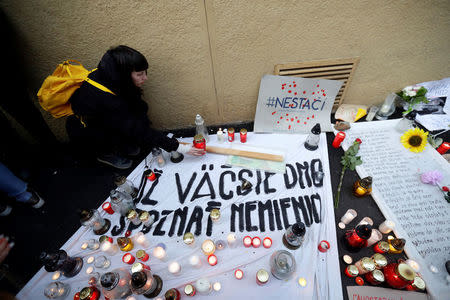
[40,250,83,278]
[355,257,376,275]
[193,134,206,150]
[345,224,372,250]
[131,262,150,274]
[79,286,100,300]
[153,243,167,260]
[270,250,296,280]
[94,255,111,269]
[227,128,235,142]
[340,209,357,225]
[195,277,212,294]
[383,262,416,289]
[117,237,134,252]
[139,211,154,227]
[353,177,372,197]
[165,288,181,300]
[100,240,119,256]
[283,221,306,250]
[134,232,150,248]
[44,282,71,299]
[304,123,321,151]
[130,269,163,298]
[373,241,390,254]
[375,93,397,120]
[110,190,135,216]
[240,128,247,143]
[365,269,385,285]
[79,209,111,235]
[378,220,395,234]
[115,175,138,198]
[395,110,417,133]
[100,269,132,300]
[388,238,406,254]
[126,210,141,226]
[152,148,166,168]
[366,229,383,247]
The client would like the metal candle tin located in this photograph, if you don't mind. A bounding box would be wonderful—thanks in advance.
[365,269,385,285]
[240,128,247,143]
[256,269,269,285]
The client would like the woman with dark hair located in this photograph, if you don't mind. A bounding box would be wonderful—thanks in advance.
[66,45,204,169]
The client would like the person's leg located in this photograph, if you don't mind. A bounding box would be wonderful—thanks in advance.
[0,162,44,208]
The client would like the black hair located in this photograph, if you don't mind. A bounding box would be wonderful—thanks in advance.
[100,45,149,101]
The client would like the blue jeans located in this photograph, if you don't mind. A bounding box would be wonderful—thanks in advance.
[0,162,31,203]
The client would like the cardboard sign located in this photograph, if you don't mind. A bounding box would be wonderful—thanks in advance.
[254,75,343,133]
[347,286,428,300]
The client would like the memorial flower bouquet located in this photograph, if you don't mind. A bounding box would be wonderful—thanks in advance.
[397,85,428,115]
[335,138,363,208]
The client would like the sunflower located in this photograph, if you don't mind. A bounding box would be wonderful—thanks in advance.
[400,128,428,153]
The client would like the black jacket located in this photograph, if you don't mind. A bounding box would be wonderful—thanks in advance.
[69,52,178,152]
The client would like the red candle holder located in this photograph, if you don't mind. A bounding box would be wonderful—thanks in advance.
[102,202,115,214]
[243,236,252,247]
[437,142,450,154]
[146,171,156,181]
[373,241,389,254]
[240,129,247,143]
[318,240,330,252]
[263,237,272,248]
[383,262,415,289]
[355,276,364,286]
[228,128,235,142]
[136,250,149,262]
[207,254,218,266]
[122,253,135,265]
[365,270,385,285]
[193,135,206,150]
[344,265,359,278]
[252,237,261,248]
[235,269,244,280]
[332,132,346,148]
[345,224,372,250]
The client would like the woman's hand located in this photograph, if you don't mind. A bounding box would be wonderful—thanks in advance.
[187,147,206,156]
[0,236,12,264]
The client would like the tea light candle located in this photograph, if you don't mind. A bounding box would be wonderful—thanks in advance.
[318,240,330,252]
[357,217,373,226]
[243,236,252,247]
[86,266,94,275]
[215,240,226,250]
[183,232,195,246]
[168,261,181,275]
[195,278,212,294]
[51,271,61,280]
[207,254,218,266]
[135,232,150,248]
[81,241,89,250]
[100,240,119,255]
[189,255,202,268]
[122,253,135,265]
[340,209,357,224]
[201,239,216,255]
[213,282,221,292]
[406,259,420,272]
[86,256,95,264]
[210,208,221,222]
[338,222,346,229]
[87,239,100,250]
[298,277,307,287]
[343,255,353,264]
[102,202,115,214]
[227,233,237,248]
[153,243,167,260]
[235,269,244,280]
[263,237,272,248]
[379,220,395,234]
[252,237,261,248]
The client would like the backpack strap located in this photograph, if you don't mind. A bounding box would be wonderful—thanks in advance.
[85,68,116,95]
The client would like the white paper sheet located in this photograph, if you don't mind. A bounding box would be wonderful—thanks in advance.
[338,120,450,300]
[17,133,342,300]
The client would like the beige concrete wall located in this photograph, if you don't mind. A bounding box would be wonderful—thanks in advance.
[2,0,449,139]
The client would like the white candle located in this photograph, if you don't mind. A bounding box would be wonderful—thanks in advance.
[213,282,221,291]
[340,209,357,224]
[298,277,307,287]
[366,229,382,247]
[168,261,181,275]
[195,277,212,294]
[86,256,94,264]
[263,237,272,248]
[207,254,218,266]
[189,255,202,268]
[235,269,244,280]
[343,255,353,264]
[86,266,94,275]
[201,240,215,255]
[406,259,420,272]
[135,232,150,248]
[357,217,373,226]
[227,233,237,248]
[252,237,261,248]
[243,236,252,247]
[378,220,395,234]
[100,240,118,256]
[81,242,89,250]
[153,243,167,260]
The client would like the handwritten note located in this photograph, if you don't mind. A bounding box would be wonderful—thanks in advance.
[347,286,428,300]
[339,119,450,300]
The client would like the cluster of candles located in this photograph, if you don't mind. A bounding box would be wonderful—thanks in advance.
[243,236,272,248]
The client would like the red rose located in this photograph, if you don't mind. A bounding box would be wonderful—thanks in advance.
[355,138,362,144]
[443,186,449,192]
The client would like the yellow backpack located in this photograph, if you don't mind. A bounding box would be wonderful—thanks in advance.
[37,60,115,118]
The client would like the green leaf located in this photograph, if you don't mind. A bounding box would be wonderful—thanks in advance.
[416,87,427,97]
